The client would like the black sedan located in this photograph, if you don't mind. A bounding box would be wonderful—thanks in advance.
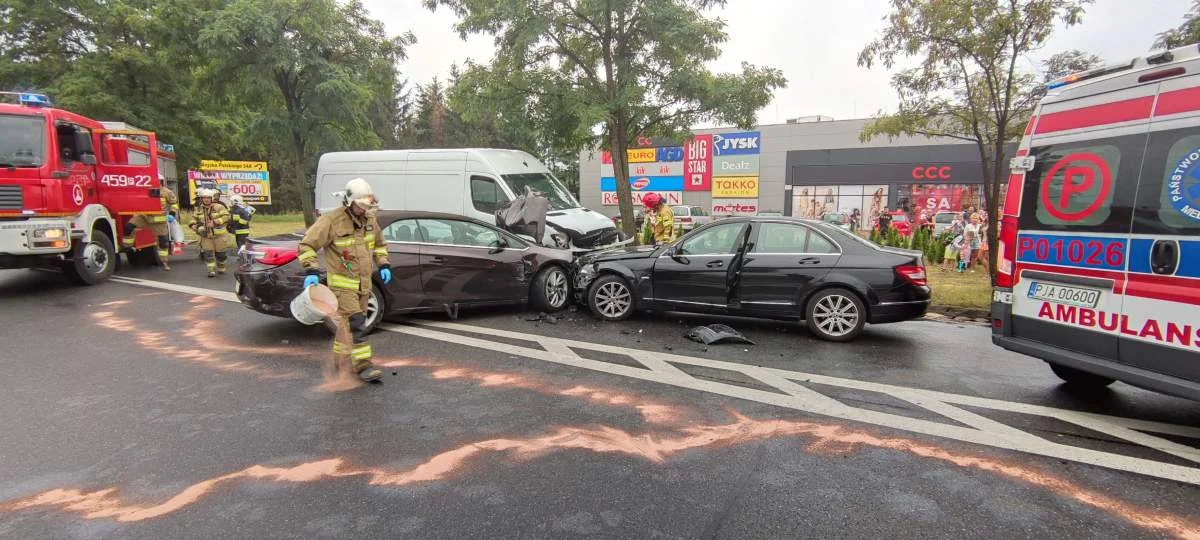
[572,217,930,341]
[235,211,574,333]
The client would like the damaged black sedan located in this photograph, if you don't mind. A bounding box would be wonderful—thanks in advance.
[235,211,573,333]
[573,217,930,342]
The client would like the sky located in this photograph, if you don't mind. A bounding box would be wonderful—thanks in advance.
[362,0,1191,126]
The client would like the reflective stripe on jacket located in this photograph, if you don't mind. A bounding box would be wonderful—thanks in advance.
[192,202,231,237]
[230,205,252,234]
[297,208,389,291]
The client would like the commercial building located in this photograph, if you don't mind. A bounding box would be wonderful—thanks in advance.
[578,118,1008,233]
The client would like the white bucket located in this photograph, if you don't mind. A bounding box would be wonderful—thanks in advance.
[290,284,338,325]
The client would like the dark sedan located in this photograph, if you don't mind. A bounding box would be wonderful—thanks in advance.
[236,211,574,333]
[572,217,930,341]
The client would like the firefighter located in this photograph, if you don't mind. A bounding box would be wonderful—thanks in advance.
[641,193,677,245]
[229,194,254,250]
[298,178,392,383]
[121,173,179,271]
[190,188,231,277]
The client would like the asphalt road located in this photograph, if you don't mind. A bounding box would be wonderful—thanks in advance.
[0,251,1198,539]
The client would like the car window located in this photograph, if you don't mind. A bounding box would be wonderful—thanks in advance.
[382,218,420,242]
[1137,131,1200,232]
[672,205,689,217]
[470,176,502,214]
[679,222,745,255]
[807,230,838,253]
[416,219,455,244]
[753,223,809,253]
[934,213,954,223]
[417,219,501,248]
[457,220,502,247]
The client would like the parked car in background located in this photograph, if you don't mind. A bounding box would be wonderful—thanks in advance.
[672,205,713,232]
[821,212,851,230]
[236,211,574,334]
[573,217,930,341]
[612,208,645,231]
[880,211,913,237]
[932,211,959,235]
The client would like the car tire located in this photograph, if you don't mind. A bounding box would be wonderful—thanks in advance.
[362,283,386,335]
[805,288,866,342]
[1048,363,1115,389]
[529,265,570,313]
[63,230,115,285]
[587,274,634,321]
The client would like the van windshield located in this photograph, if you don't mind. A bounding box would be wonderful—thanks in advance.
[0,114,46,167]
[501,172,579,211]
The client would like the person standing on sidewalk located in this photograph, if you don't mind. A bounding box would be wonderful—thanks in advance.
[641,193,677,245]
[298,178,392,383]
[191,188,231,277]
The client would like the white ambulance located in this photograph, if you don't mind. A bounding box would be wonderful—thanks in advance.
[992,43,1200,401]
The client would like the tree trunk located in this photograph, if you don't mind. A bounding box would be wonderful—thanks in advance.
[986,141,1007,286]
[293,131,315,227]
[609,115,636,239]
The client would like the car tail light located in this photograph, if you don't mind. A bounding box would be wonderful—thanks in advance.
[254,246,298,266]
[896,264,927,287]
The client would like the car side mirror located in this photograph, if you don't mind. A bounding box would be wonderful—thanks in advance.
[489,237,508,254]
[80,154,96,165]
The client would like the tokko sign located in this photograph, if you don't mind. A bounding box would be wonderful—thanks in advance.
[712,176,759,198]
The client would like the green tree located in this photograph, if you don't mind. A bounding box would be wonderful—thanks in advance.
[1041,49,1102,82]
[858,0,1090,282]
[425,0,786,237]
[198,0,413,223]
[1155,0,1200,50]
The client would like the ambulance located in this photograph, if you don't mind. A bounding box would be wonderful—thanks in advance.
[991,43,1200,401]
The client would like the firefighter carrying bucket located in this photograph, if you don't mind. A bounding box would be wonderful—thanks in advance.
[297,178,392,383]
[122,173,178,271]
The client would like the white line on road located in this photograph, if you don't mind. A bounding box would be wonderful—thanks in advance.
[108,276,1200,485]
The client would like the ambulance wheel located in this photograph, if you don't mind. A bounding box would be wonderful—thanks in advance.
[1048,363,1115,389]
[64,230,115,285]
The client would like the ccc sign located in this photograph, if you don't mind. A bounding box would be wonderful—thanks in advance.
[912,166,952,180]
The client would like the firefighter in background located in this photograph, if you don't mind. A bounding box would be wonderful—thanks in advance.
[229,194,255,250]
[190,188,231,277]
[121,173,179,271]
[299,178,392,383]
[641,193,677,245]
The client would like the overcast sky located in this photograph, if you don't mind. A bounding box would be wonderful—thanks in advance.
[362,0,1190,126]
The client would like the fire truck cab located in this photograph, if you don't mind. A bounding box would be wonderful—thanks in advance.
[0,92,164,284]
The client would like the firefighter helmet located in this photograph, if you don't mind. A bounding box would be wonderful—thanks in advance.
[230,194,244,206]
[642,192,662,210]
[342,178,378,210]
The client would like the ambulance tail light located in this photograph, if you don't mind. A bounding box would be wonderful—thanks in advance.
[996,216,1019,288]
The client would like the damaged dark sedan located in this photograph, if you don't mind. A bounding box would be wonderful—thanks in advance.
[235,211,573,333]
[572,217,930,342]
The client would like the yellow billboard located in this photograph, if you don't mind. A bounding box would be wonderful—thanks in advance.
[712,176,759,198]
[199,160,268,172]
[627,148,657,163]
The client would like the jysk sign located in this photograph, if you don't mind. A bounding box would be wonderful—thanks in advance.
[712,131,761,156]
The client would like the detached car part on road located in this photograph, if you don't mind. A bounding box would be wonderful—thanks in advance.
[573,217,930,342]
[235,211,574,334]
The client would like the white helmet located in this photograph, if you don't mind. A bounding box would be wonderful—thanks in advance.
[343,178,377,209]
[157,173,165,182]
[230,194,245,206]
[198,188,216,199]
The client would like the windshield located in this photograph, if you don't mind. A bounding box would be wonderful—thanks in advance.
[501,172,579,211]
[0,114,46,167]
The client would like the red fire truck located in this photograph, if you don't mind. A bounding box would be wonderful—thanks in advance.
[0,92,168,284]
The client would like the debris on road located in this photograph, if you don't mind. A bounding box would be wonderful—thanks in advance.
[684,324,755,346]
[524,312,560,324]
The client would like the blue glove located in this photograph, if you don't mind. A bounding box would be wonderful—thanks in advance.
[303,274,320,289]
[166,214,176,223]
[379,267,392,284]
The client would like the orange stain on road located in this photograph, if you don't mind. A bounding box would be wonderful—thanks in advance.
[7,412,1197,539]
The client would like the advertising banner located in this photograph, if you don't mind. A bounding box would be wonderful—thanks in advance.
[712,131,761,156]
[601,175,685,192]
[712,176,759,198]
[188,170,272,205]
[602,191,683,206]
[199,160,267,172]
[656,146,684,162]
[712,199,759,216]
[603,162,684,177]
[713,155,760,177]
[684,134,713,191]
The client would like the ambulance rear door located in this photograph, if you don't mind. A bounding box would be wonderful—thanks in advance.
[1122,71,1200,382]
[1010,82,1153,362]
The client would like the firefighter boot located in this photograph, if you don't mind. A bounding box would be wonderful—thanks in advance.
[349,314,382,383]
[202,251,216,277]
[157,235,171,271]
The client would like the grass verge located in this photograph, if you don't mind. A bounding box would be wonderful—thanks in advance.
[927,266,992,311]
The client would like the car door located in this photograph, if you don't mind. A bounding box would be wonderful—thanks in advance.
[379,218,425,311]
[652,221,749,308]
[416,218,525,306]
[738,222,841,314]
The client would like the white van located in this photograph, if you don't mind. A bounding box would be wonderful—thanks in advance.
[315,149,628,252]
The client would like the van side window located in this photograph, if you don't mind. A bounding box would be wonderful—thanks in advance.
[1018,134,1143,233]
[1137,131,1200,232]
[471,176,501,214]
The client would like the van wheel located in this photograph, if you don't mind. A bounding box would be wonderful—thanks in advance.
[64,231,115,285]
[1048,363,1115,389]
[530,265,570,312]
[588,275,634,321]
[805,288,865,342]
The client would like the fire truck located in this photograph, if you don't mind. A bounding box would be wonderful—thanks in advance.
[0,92,171,284]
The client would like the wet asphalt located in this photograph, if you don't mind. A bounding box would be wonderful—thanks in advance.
[0,250,1197,539]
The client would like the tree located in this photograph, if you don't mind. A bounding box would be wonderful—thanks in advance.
[857,0,1090,281]
[425,0,786,237]
[199,0,413,223]
[1154,0,1200,50]
[1041,49,1102,82]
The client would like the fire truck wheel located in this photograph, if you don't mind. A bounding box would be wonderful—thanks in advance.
[64,230,116,285]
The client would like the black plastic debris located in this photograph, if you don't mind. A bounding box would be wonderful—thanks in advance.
[684,324,755,346]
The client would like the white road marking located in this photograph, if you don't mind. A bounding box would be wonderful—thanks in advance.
[109,276,1200,485]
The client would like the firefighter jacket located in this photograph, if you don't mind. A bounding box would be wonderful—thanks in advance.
[297,208,389,293]
[646,205,677,244]
[230,204,253,235]
[161,188,180,217]
[192,202,230,238]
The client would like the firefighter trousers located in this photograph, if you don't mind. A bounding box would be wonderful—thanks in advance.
[199,235,229,273]
[123,216,171,265]
[330,286,375,374]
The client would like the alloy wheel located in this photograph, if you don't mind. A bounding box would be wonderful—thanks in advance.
[365,288,381,329]
[594,281,631,318]
[544,268,568,309]
[812,294,859,337]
